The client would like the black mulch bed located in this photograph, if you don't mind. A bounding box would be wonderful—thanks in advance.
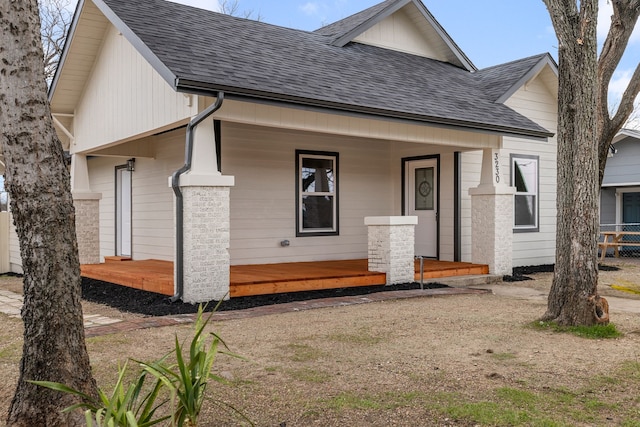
[503,263,620,282]
[81,278,449,317]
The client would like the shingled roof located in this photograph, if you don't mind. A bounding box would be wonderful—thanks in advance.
[474,53,557,103]
[315,0,397,39]
[88,0,554,139]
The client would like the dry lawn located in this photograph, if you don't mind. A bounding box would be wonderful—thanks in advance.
[1,262,640,426]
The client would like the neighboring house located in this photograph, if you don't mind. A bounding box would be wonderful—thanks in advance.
[8,0,560,301]
[600,128,640,229]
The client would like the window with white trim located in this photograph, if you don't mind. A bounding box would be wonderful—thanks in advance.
[296,150,338,236]
[511,154,539,232]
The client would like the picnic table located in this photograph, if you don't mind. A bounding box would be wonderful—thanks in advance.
[599,231,640,261]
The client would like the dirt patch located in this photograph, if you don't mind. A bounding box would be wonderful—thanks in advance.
[1,262,640,426]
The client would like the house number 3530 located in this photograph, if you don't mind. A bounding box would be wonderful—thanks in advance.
[494,153,500,184]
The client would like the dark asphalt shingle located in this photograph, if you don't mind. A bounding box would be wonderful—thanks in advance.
[474,54,552,102]
[314,0,400,40]
[97,0,554,138]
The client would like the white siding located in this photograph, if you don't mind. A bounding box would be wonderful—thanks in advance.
[84,115,551,267]
[8,213,22,273]
[461,71,558,268]
[83,116,508,266]
[504,74,557,267]
[353,7,448,61]
[88,130,183,261]
[222,122,474,266]
[0,212,10,273]
[73,25,196,154]
[460,150,481,263]
[224,123,395,264]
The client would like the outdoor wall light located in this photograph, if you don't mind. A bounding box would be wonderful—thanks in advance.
[127,158,136,172]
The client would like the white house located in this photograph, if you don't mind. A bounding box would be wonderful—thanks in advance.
[4,0,559,302]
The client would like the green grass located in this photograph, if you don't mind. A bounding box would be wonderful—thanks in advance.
[444,401,539,426]
[0,341,22,362]
[422,372,640,427]
[310,358,640,426]
[490,352,517,361]
[531,321,623,339]
[428,389,571,426]
[324,391,426,411]
[327,328,384,345]
[283,343,326,362]
[328,330,383,345]
[619,361,640,380]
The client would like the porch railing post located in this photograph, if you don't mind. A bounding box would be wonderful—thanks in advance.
[365,216,417,285]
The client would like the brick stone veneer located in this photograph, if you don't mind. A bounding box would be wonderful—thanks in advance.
[469,189,514,275]
[181,185,231,303]
[365,216,417,285]
[73,195,101,265]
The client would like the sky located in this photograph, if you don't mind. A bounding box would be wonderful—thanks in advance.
[172,0,639,119]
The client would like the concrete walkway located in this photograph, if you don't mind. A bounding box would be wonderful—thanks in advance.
[0,289,122,328]
[483,283,640,314]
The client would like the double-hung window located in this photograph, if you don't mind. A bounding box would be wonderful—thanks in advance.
[296,150,338,236]
[511,154,539,232]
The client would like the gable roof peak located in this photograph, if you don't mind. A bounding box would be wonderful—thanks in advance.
[315,0,405,40]
[474,53,558,103]
[315,0,476,71]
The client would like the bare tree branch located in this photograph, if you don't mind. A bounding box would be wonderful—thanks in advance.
[39,0,73,82]
[597,0,640,184]
[219,0,262,21]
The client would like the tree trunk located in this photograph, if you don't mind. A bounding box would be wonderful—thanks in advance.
[542,0,600,325]
[596,1,640,187]
[0,0,98,425]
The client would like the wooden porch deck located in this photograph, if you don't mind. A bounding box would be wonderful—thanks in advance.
[80,258,489,298]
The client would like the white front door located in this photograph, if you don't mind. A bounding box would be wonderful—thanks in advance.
[116,167,132,257]
[406,158,438,258]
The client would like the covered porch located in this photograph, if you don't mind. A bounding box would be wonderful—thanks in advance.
[80,258,490,298]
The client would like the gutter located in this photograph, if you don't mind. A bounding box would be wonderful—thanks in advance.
[170,92,225,302]
[175,79,554,140]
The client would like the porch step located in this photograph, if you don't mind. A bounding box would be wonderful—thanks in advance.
[414,260,489,281]
[230,273,386,298]
[104,256,132,263]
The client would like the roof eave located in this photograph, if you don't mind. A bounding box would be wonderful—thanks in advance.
[613,128,640,143]
[48,0,87,101]
[175,78,552,141]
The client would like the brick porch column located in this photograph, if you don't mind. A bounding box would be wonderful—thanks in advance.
[71,154,101,265]
[469,148,515,275]
[365,216,417,285]
[178,174,235,304]
[73,193,102,265]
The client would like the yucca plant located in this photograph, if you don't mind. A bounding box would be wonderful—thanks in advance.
[139,304,244,426]
[32,303,249,426]
[31,361,170,427]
